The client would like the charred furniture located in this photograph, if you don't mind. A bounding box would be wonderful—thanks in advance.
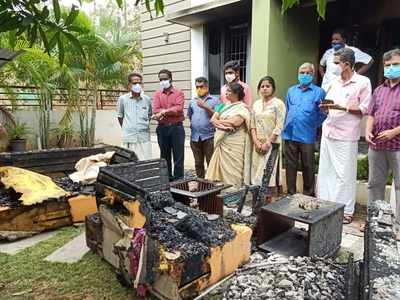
[0,144,138,175]
[169,178,230,215]
[256,194,344,257]
[0,145,138,240]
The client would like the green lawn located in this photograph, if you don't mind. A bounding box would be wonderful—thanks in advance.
[0,226,135,300]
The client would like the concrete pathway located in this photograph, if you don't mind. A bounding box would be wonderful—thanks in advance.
[0,231,58,255]
[44,232,89,263]
[341,233,364,261]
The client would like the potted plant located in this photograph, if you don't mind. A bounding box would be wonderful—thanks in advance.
[6,120,30,152]
[52,125,74,148]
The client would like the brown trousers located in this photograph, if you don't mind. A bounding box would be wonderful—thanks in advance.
[190,137,214,178]
[284,140,316,196]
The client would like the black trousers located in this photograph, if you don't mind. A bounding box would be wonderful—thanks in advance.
[190,137,214,178]
[284,140,315,196]
[156,123,185,180]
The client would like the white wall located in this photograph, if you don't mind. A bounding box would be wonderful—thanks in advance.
[191,25,206,94]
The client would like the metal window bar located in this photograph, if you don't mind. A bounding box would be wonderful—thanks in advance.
[225,23,248,82]
[0,86,127,110]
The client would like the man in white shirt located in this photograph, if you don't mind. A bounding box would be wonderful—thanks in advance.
[319,29,373,91]
[117,72,152,160]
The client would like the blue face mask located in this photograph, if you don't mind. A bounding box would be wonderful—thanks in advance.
[298,74,313,86]
[384,65,400,80]
[332,42,344,51]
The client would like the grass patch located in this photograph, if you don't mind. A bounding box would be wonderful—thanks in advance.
[0,226,135,300]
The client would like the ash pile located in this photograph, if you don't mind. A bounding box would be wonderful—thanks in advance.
[143,191,236,259]
[0,187,20,208]
[223,209,257,229]
[53,176,95,195]
[363,200,400,299]
[223,252,347,300]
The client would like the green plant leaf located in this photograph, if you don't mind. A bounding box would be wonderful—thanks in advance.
[29,24,38,47]
[48,31,60,51]
[62,31,86,58]
[145,0,152,19]
[53,0,61,22]
[41,5,50,19]
[115,0,123,9]
[57,33,64,65]
[155,0,164,16]
[65,5,80,26]
[316,0,327,19]
[38,26,50,52]
[281,0,299,12]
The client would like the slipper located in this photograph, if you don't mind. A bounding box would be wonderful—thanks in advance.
[343,215,353,224]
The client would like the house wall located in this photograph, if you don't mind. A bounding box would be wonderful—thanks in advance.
[250,0,320,99]
[141,0,192,102]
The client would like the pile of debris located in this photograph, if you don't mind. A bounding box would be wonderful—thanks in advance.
[224,209,257,229]
[222,252,347,300]
[0,188,19,208]
[364,200,400,299]
[53,176,95,195]
[135,191,235,260]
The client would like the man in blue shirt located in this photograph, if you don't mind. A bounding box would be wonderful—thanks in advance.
[188,77,219,178]
[283,63,326,196]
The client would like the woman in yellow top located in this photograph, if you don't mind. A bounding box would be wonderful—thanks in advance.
[205,83,251,188]
[251,76,286,199]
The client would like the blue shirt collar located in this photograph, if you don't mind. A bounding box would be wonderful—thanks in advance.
[295,83,316,91]
[194,94,213,101]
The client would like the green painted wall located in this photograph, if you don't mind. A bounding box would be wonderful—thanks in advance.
[250,0,320,99]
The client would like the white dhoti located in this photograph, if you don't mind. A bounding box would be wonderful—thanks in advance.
[317,135,358,215]
[122,141,152,161]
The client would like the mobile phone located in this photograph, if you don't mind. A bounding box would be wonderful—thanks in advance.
[321,99,334,105]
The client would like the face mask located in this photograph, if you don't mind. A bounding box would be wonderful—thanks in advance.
[131,83,142,93]
[160,80,171,90]
[332,42,344,51]
[332,64,343,76]
[298,74,313,86]
[225,74,236,83]
[384,65,400,80]
[196,87,208,97]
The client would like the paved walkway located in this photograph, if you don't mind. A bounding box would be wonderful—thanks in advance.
[44,233,89,263]
[0,231,57,255]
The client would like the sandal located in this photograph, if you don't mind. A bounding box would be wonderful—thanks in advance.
[343,215,353,224]
[360,223,365,232]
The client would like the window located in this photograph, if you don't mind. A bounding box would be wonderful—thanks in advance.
[207,20,250,95]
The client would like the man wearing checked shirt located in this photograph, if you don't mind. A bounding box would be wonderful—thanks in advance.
[117,72,152,160]
[365,48,400,238]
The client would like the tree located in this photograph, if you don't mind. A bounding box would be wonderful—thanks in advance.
[281,0,327,19]
[1,9,140,148]
[0,0,164,63]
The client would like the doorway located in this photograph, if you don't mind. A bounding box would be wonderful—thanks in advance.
[318,0,400,88]
[206,17,251,95]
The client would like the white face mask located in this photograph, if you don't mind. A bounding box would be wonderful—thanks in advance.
[332,64,343,76]
[225,74,236,83]
[131,83,142,94]
[160,80,171,90]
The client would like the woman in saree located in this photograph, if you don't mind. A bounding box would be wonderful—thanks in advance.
[205,83,251,188]
[250,76,286,200]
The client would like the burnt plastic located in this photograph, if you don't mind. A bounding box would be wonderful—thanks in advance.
[170,178,230,215]
[0,144,138,174]
[97,159,170,197]
[257,195,344,258]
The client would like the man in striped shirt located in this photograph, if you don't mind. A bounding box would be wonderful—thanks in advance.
[366,48,400,238]
[117,72,152,160]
